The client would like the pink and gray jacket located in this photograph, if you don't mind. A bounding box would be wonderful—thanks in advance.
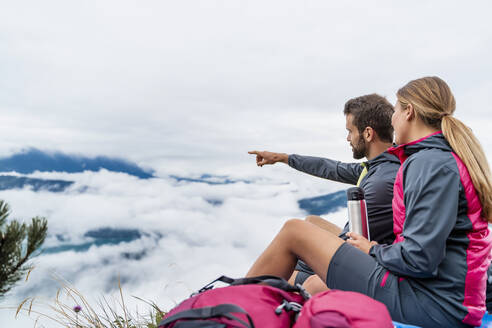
[369,132,492,327]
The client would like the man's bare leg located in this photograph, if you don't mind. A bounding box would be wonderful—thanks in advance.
[302,274,330,295]
[246,219,344,281]
[305,215,342,235]
[287,215,343,285]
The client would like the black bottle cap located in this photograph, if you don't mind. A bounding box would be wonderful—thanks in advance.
[346,187,365,200]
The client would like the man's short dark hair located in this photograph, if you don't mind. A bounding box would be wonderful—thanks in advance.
[343,94,394,143]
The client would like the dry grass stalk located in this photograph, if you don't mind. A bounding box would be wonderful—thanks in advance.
[12,275,166,328]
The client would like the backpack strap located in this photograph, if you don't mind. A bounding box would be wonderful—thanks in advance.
[172,321,226,328]
[195,275,310,300]
[228,276,300,293]
[159,304,254,328]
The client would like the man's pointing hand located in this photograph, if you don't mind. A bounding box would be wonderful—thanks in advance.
[248,151,289,167]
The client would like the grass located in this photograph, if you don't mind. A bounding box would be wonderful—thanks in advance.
[14,274,166,328]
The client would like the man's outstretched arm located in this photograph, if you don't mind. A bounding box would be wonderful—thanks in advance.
[248,150,362,185]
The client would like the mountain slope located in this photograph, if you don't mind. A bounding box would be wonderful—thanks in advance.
[0,148,153,179]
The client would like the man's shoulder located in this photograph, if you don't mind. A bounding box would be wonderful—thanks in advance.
[363,159,398,189]
[367,152,400,173]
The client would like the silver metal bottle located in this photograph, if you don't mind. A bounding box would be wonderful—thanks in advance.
[346,187,370,240]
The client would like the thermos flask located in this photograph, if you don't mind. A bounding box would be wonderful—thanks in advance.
[346,187,370,240]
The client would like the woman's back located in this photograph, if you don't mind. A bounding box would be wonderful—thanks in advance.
[376,132,492,326]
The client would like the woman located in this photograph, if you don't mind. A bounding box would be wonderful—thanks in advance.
[246,77,492,327]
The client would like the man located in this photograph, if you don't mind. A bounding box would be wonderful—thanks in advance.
[249,94,399,289]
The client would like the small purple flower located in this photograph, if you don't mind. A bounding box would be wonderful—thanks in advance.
[73,305,82,313]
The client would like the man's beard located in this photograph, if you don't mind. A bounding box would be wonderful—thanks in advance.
[351,135,367,160]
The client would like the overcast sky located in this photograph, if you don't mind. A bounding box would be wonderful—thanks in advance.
[1,1,492,326]
[1,0,491,175]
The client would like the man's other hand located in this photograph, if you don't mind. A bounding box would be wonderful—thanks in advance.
[248,151,288,167]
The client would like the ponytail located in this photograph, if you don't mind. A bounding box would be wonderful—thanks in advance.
[442,116,492,222]
[398,76,492,222]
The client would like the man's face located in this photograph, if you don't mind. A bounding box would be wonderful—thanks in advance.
[345,114,367,160]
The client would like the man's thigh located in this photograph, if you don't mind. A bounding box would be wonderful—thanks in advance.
[305,215,343,236]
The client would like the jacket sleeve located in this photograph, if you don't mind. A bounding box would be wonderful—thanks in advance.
[370,158,460,278]
[288,154,362,185]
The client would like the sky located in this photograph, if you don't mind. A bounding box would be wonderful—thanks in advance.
[1,0,491,172]
[1,0,492,326]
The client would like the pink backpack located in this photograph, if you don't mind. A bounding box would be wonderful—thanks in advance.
[158,275,308,328]
[158,276,393,328]
[294,289,393,328]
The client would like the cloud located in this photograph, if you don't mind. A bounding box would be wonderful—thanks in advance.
[0,0,491,170]
[0,167,347,327]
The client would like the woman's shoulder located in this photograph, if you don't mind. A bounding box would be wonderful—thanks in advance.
[404,148,460,175]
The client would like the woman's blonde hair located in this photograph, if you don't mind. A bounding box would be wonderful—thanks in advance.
[397,76,492,222]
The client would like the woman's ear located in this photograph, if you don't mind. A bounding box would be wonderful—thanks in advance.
[406,103,415,121]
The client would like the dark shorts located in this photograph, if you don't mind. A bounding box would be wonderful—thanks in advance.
[294,260,315,286]
[326,243,470,328]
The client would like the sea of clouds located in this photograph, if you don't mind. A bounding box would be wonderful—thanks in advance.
[0,164,348,327]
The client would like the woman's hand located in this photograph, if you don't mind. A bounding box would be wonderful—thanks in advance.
[346,232,378,254]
